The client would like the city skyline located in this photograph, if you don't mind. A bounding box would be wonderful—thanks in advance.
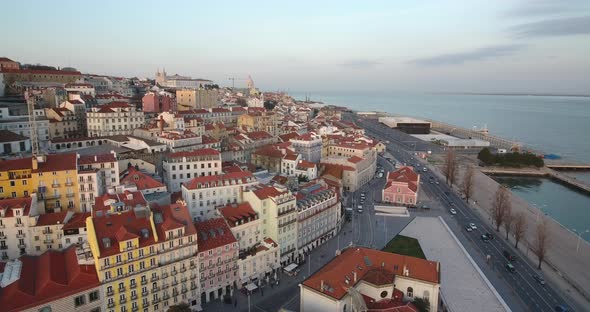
[2,0,590,93]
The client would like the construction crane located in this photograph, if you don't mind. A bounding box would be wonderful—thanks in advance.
[25,90,40,156]
[227,77,246,89]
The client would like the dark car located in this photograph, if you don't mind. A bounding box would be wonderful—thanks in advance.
[503,250,516,261]
[554,305,569,312]
[481,234,490,242]
[485,233,494,240]
[533,274,546,286]
[505,263,516,273]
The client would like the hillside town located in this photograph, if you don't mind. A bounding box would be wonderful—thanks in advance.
[1,57,438,312]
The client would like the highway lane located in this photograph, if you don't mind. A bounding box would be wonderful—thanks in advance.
[349,113,573,312]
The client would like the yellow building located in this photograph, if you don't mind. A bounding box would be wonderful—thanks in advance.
[86,201,202,312]
[176,88,219,110]
[237,111,279,136]
[0,154,80,213]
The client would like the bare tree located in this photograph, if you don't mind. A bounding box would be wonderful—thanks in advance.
[443,149,458,186]
[532,219,550,269]
[491,185,510,231]
[503,204,513,240]
[462,165,475,203]
[512,212,527,249]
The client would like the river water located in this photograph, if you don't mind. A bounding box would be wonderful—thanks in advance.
[291,91,590,239]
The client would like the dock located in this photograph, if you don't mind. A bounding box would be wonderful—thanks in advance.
[481,167,590,194]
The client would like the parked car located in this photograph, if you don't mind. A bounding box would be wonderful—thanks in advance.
[485,233,494,240]
[449,208,457,215]
[533,274,546,286]
[435,181,439,185]
[481,233,492,242]
[505,263,516,273]
[503,250,516,261]
[554,305,569,312]
[465,226,473,232]
[469,223,477,230]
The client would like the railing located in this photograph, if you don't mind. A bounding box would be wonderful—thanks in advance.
[107,290,114,297]
[16,234,26,238]
[52,183,60,188]
[119,298,126,304]
[0,234,6,239]
[44,239,54,244]
[119,286,126,292]
[151,287,160,293]
[15,223,25,228]
[66,193,75,198]
[65,181,74,186]
[130,283,137,289]
[17,244,26,249]
[43,229,53,234]
[108,302,115,308]
[279,218,297,228]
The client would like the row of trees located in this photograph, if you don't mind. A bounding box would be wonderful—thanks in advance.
[478,148,544,168]
[443,150,549,269]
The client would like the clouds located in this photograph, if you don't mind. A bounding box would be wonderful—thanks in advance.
[502,0,585,18]
[408,44,525,66]
[338,59,383,69]
[509,16,590,38]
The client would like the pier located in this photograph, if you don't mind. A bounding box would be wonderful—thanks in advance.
[481,167,590,194]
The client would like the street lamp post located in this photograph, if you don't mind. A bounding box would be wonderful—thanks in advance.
[572,229,590,253]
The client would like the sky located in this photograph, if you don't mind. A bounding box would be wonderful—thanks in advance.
[2,0,590,94]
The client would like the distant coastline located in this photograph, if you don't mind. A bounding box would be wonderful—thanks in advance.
[432,92,590,98]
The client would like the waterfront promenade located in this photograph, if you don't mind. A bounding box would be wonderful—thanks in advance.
[461,166,590,309]
[480,166,590,194]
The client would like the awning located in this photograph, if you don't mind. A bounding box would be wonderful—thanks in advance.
[245,283,258,291]
[284,263,298,272]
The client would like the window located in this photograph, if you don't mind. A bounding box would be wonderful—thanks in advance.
[407,287,413,297]
[74,294,86,306]
[423,290,430,300]
[89,290,100,302]
[380,291,388,298]
[38,307,52,312]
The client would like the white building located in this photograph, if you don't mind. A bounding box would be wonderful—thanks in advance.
[163,148,222,193]
[77,152,120,193]
[294,160,318,180]
[243,185,298,266]
[290,133,322,163]
[296,185,341,260]
[218,202,280,287]
[300,247,441,312]
[0,111,50,150]
[281,153,302,176]
[0,197,37,260]
[181,171,257,220]
[86,101,145,137]
[77,168,100,213]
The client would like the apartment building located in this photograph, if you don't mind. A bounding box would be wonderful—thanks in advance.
[181,171,257,220]
[296,185,341,261]
[0,247,102,312]
[218,202,280,287]
[290,132,322,163]
[29,211,91,256]
[382,166,420,207]
[194,217,239,303]
[45,107,79,139]
[120,167,167,195]
[162,148,222,193]
[0,197,36,260]
[77,152,120,192]
[243,185,298,266]
[176,89,219,110]
[0,154,80,213]
[87,101,145,137]
[142,91,175,113]
[86,202,201,312]
[237,111,279,136]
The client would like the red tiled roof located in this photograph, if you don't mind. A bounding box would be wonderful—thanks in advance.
[92,191,148,217]
[78,153,116,165]
[0,68,81,75]
[62,212,91,230]
[34,154,77,172]
[202,135,219,144]
[0,197,33,217]
[247,131,272,140]
[252,185,287,200]
[184,171,254,190]
[0,247,99,312]
[283,153,299,161]
[0,130,28,143]
[386,166,419,192]
[279,132,299,142]
[90,209,154,257]
[36,211,68,226]
[152,203,197,239]
[218,202,258,227]
[195,218,237,252]
[167,148,220,159]
[348,156,364,164]
[120,167,165,191]
[297,160,316,169]
[302,247,439,301]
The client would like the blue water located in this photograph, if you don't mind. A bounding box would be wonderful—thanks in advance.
[292,92,590,163]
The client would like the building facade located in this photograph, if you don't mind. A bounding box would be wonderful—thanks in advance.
[87,102,145,137]
[382,166,419,207]
[162,148,222,193]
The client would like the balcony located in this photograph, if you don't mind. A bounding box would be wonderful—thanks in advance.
[0,246,7,250]
[107,290,114,297]
[42,229,53,234]
[51,183,60,188]
[191,284,197,290]
[152,298,160,304]
[44,194,61,200]
[171,270,178,276]
[15,223,25,228]
[0,234,6,240]
[162,284,169,289]
[180,267,187,273]
[151,276,159,282]
[141,279,148,286]
[44,239,54,244]
[130,283,137,289]
[108,302,115,308]
[65,181,74,186]
[120,298,127,304]
[17,244,26,249]
[162,272,169,279]
[142,290,148,296]
[66,193,75,198]
[143,302,149,308]
[172,280,178,286]
[151,287,160,293]
[119,286,126,292]
[131,294,137,300]
[182,288,188,294]
[16,234,26,239]
[132,307,138,312]
[163,294,170,300]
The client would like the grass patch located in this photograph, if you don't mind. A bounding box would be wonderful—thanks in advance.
[382,235,426,259]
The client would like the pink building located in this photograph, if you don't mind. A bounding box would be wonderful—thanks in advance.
[195,218,239,304]
[382,166,419,206]
[142,91,176,112]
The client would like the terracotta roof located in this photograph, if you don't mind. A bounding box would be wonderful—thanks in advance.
[120,167,165,191]
[90,209,155,257]
[386,166,419,192]
[0,68,80,75]
[0,247,99,312]
[152,203,197,239]
[195,218,237,252]
[302,247,439,301]
[348,156,364,164]
[0,130,28,143]
[167,148,220,159]
[283,153,299,161]
[218,202,258,227]
[252,185,287,200]
[279,132,299,142]
[246,131,272,140]
[271,175,289,185]
[184,171,255,190]
[92,191,148,217]
[62,212,91,230]
[297,160,316,169]
[78,153,116,165]
[320,163,354,179]
[36,211,68,226]
[0,197,33,217]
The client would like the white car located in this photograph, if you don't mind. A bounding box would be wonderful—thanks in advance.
[469,223,477,230]
[449,208,457,215]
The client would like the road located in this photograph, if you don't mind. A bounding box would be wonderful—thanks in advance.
[349,113,574,312]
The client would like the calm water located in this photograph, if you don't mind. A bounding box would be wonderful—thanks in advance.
[493,176,590,242]
[293,91,590,234]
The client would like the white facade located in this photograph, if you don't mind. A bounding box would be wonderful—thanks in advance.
[78,170,100,213]
[163,149,222,193]
[87,102,145,137]
[296,188,340,257]
[0,116,50,150]
[290,134,323,163]
[0,197,37,260]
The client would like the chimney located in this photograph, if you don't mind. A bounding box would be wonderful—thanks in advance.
[320,280,324,291]
[353,271,357,283]
[94,155,97,162]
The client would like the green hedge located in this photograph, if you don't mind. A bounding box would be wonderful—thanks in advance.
[478,148,544,168]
